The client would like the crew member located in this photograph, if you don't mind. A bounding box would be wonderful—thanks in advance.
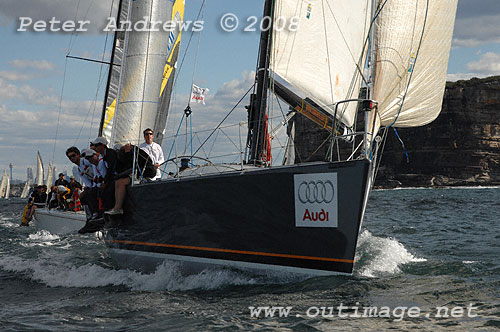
[139,128,164,180]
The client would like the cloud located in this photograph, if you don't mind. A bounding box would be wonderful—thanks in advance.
[452,15,500,48]
[9,59,56,71]
[0,0,115,34]
[467,52,500,74]
[447,52,500,81]
[452,0,500,48]
[0,71,32,81]
[0,59,57,82]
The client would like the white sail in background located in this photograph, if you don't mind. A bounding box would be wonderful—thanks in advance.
[46,163,54,188]
[271,0,372,128]
[21,179,31,199]
[0,170,6,197]
[36,151,44,186]
[4,176,9,199]
[371,0,458,131]
[112,0,182,145]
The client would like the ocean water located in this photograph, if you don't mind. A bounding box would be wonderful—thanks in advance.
[0,188,499,331]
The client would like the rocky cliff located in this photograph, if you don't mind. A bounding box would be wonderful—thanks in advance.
[292,76,500,188]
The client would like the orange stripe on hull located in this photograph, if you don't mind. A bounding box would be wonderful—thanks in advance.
[106,240,354,264]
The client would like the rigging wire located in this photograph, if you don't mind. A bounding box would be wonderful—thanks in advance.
[192,84,255,158]
[88,0,116,140]
[51,0,95,165]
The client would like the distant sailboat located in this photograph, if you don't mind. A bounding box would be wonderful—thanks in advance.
[0,170,7,198]
[35,151,44,186]
[46,163,54,188]
[20,179,31,199]
[4,176,9,199]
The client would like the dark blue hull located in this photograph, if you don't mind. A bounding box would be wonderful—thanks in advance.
[105,160,371,275]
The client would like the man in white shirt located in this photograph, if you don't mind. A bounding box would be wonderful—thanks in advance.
[139,128,164,180]
[66,146,97,221]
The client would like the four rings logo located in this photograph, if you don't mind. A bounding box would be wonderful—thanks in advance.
[298,180,335,204]
[294,173,338,228]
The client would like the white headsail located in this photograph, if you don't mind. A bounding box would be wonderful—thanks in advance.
[271,0,372,128]
[370,0,458,132]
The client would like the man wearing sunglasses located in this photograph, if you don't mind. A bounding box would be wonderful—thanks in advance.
[65,146,96,222]
[139,128,164,180]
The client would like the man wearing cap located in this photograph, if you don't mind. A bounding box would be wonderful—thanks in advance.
[66,146,96,221]
[90,136,118,211]
[80,148,106,220]
[54,173,69,187]
[66,146,94,188]
[91,137,117,188]
[139,128,164,180]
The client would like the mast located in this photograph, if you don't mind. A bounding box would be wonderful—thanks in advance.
[99,0,125,137]
[247,0,274,164]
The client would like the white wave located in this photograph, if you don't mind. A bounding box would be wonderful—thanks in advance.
[0,255,259,291]
[354,230,426,278]
[28,230,60,242]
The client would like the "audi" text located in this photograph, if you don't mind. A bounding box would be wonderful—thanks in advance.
[302,209,329,222]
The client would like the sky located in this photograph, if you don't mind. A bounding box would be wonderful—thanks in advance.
[0,0,499,181]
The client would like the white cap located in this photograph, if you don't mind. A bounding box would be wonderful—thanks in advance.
[81,148,96,158]
[91,137,108,146]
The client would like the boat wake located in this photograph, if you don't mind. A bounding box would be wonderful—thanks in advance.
[354,230,426,278]
[0,252,266,291]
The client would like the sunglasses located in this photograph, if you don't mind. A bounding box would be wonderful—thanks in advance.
[144,132,154,136]
[67,154,77,159]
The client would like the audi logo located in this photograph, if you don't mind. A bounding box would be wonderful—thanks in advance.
[298,180,335,204]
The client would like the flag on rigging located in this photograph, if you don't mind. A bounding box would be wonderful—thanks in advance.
[190,84,209,105]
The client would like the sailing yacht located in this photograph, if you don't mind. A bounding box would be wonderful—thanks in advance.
[33,152,87,234]
[96,0,458,275]
[0,170,9,199]
[31,0,457,275]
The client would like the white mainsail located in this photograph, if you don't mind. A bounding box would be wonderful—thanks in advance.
[271,0,372,128]
[370,0,458,132]
[112,0,184,145]
[0,170,6,197]
[36,151,44,186]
